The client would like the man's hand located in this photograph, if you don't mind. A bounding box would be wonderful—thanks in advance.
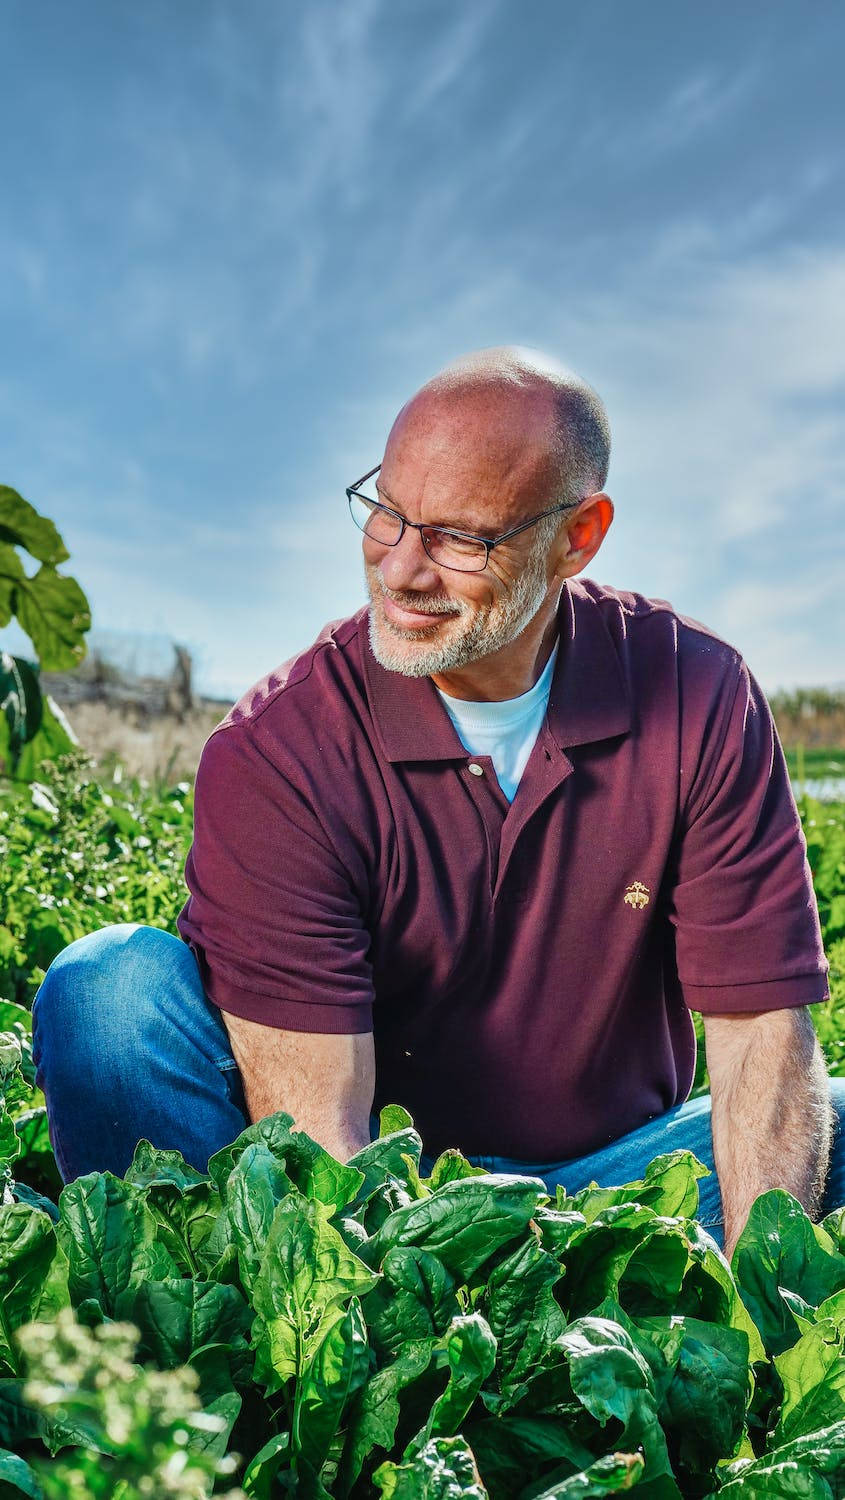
[220,1012,375,1163]
[703,1006,833,1258]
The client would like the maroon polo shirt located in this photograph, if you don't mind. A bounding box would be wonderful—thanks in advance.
[176,579,829,1161]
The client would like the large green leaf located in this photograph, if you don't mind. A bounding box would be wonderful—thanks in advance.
[634,1314,749,1472]
[732,1191,845,1357]
[718,1420,845,1498]
[555,1204,690,1321]
[339,1339,437,1494]
[0,1446,43,1498]
[123,1140,210,1192]
[347,1127,426,1217]
[0,488,70,565]
[406,1314,497,1457]
[361,1174,547,1281]
[57,1172,179,1316]
[218,1141,294,1293]
[0,1206,66,1378]
[773,1318,845,1445]
[482,1234,568,1398]
[561,1317,680,1499]
[206,1111,362,1217]
[13,565,90,672]
[712,1462,834,1498]
[297,1295,370,1476]
[251,1193,376,1395]
[115,1277,252,1377]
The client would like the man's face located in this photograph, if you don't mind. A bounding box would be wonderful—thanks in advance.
[362,391,564,680]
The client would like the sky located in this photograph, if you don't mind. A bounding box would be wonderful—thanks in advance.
[1,0,843,700]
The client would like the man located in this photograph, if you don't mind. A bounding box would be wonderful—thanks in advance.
[33,347,837,1255]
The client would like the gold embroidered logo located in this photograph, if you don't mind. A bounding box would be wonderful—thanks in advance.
[623,881,651,910]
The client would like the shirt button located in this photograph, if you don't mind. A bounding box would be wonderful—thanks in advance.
[468,762,484,777]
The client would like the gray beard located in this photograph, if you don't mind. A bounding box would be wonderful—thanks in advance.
[365,543,552,679]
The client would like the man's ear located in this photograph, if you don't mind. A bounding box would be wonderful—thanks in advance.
[553,493,614,582]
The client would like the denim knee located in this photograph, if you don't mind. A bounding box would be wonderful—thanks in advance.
[32,923,230,1088]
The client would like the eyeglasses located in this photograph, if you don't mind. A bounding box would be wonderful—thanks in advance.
[346,464,580,574]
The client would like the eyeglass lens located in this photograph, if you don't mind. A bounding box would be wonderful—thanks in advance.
[349,493,488,572]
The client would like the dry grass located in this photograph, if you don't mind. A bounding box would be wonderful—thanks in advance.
[64,701,229,784]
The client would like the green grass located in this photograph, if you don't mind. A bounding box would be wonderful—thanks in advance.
[785,745,845,781]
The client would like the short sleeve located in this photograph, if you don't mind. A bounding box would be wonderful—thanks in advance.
[669,656,829,1014]
[176,724,374,1033]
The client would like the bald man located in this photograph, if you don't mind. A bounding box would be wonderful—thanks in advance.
[33,348,838,1255]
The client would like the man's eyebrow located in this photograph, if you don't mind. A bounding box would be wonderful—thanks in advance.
[374,481,495,538]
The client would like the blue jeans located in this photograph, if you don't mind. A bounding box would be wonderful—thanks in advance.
[32,924,845,1246]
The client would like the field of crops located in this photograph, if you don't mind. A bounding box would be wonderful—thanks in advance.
[1,751,845,1497]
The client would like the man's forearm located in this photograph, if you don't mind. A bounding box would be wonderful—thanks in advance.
[706,1008,833,1257]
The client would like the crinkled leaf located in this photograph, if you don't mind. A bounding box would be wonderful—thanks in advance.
[207,1111,362,1216]
[713,1462,834,1498]
[483,1234,568,1396]
[363,1246,460,1360]
[217,1141,294,1293]
[634,1313,749,1471]
[380,1105,414,1135]
[562,1317,680,1499]
[532,1451,645,1497]
[115,1277,252,1378]
[425,1150,488,1190]
[721,1419,845,1494]
[361,1174,546,1281]
[557,1204,690,1320]
[123,1140,209,1191]
[374,1434,489,1499]
[348,1128,425,1207]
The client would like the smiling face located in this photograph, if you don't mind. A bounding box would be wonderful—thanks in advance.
[363,379,572,693]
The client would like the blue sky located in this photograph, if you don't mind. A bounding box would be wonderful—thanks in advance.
[2,1,843,698]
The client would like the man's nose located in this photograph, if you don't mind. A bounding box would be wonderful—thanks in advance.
[378,524,441,593]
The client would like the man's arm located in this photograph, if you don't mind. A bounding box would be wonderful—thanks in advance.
[221,1011,375,1163]
[703,1006,833,1257]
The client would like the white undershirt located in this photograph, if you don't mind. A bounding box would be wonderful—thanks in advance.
[435,643,559,803]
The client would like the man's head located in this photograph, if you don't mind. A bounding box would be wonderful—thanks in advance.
[361,346,613,688]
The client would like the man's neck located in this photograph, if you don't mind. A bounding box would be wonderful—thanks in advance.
[429,610,560,702]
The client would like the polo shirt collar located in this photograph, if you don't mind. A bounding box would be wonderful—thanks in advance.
[361,580,630,764]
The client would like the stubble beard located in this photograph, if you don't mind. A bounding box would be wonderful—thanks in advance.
[365,538,553,679]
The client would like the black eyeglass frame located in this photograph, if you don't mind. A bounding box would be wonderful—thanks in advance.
[346,463,582,573]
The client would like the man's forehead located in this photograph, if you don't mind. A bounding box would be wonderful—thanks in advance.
[380,385,558,522]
